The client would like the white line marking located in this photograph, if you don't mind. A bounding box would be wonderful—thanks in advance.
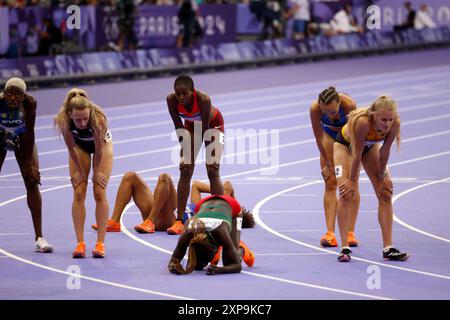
[119,203,392,300]
[34,64,450,121]
[252,151,450,280]
[392,177,450,243]
[2,135,448,298]
[0,248,194,300]
[255,253,332,256]
[0,187,194,300]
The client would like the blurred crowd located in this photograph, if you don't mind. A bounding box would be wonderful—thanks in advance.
[0,0,439,58]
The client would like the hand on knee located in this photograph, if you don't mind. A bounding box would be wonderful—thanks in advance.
[377,187,392,203]
[93,171,109,189]
[325,177,337,191]
[180,164,194,179]
[206,165,220,180]
[93,188,107,203]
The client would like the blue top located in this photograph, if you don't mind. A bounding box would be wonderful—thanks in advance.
[0,98,26,136]
[70,121,96,154]
[320,105,347,140]
[182,203,197,223]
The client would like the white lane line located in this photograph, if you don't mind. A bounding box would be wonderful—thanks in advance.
[255,253,332,256]
[260,210,377,213]
[2,137,448,298]
[252,151,450,280]
[34,64,450,121]
[0,191,194,300]
[4,108,450,178]
[253,180,450,281]
[119,203,392,300]
[33,73,450,131]
[33,86,450,140]
[0,248,194,300]
[392,177,450,243]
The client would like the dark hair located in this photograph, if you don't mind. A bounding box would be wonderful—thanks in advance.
[174,74,194,90]
[318,87,339,105]
[242,208,255,228]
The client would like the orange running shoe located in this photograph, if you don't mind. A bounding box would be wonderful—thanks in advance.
[239,240,255,267]
[91,219,121,232]
[348,231,359,247]
[167,220,185,235]
[134,219,155,234]
[72,241,86,259]
[92,242,105,258]
[210,246,223,266]
[320,231,338,247]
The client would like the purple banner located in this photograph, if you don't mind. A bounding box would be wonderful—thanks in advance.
[2,27,449,81]
[0,8,9,55]
[353,0,450,30]
[96,4,237,49]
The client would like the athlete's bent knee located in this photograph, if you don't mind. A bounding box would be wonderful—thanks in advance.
[123,172,138,183]
[325,176,337,191]
[93,186,107,202]
[378,188,392,203]
[158,173,172,182]
[206,165,220,180]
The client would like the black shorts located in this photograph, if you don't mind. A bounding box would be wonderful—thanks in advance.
[334,131,375,156]
[75,140,95,154]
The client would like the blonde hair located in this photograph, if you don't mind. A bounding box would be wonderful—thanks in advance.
[54,88,108,139]
[347,95,401,153]
[5,77,26,93]
[173,216,212,275]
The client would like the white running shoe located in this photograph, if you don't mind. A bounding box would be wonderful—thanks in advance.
[35,237,54,253]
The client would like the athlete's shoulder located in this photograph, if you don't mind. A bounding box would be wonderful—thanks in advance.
[166,93,178,108]
[310,100,320,112]
[339,93,356,109]
[354,115,370,132]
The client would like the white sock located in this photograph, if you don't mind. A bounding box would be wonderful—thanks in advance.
[383,245,393,253]
[342,246,351,251]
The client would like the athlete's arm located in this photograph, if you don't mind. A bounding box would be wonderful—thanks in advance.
[206,227,242,275]
[167,94,184,131]
[310,101,333,168]
[379,120,399,177]
[339,93,357,113]
[61,125,86,188]
[348,118,368,181]
[92,126,109,189]
[197,92,212,142]
[23,94,37,164]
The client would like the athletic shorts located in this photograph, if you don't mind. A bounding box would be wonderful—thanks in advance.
[334,130,375,156]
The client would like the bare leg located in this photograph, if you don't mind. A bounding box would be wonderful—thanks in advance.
[206,130,224,196]
[149,173,177,230]
[14,145,44,241]
[320,134,338,233]
[190,179,234,203]
[176,129,200,220]
[110,172,153,222]
[69,147,91,243]
[177,164,195,220]
[334,143,358,248]
[362,146,393,248]
[190,180,209,204]
[92,142,113,244]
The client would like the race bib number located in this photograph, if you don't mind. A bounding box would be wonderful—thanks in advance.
[236,217,243,231]
[335,165,343,178]
[104,130,113,143]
